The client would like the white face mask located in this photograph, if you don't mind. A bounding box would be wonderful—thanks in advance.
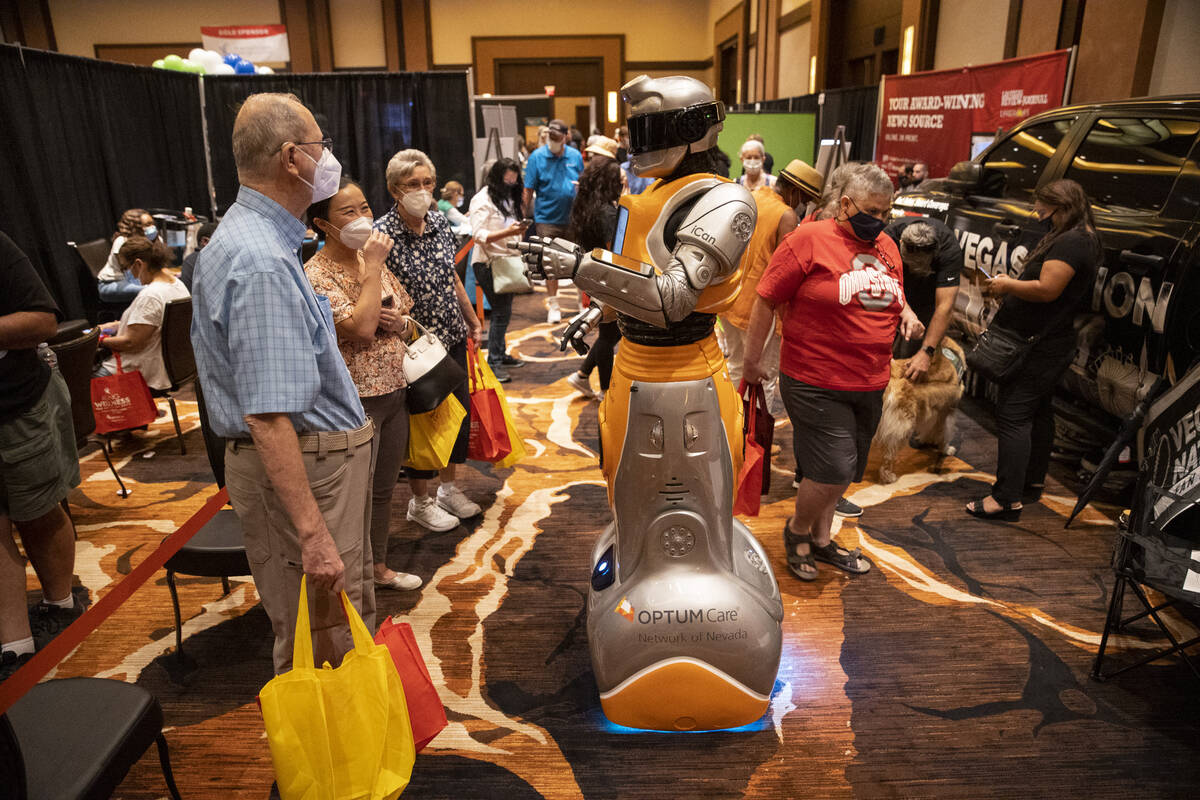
[742,158,763,174]
[454,196,464,208]
[401,189,432,218]
[548,138,564,155]
[298,146,342,203]
[331,216,373,250]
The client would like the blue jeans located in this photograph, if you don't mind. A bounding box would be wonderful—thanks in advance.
[472,262,513,364]
[98,272,142,303]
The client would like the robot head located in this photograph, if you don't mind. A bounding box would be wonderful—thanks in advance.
[621,75,725,178]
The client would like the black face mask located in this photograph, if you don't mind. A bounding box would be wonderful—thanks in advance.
[616,146,628,163]
[1035,213,1054,233]
[845,199,887,242]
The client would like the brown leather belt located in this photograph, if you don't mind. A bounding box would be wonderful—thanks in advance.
[229,419,374,456]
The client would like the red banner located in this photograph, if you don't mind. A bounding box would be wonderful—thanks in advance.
[876,49,1071,185]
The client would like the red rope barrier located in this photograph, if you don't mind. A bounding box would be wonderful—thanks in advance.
[0,486,230,715]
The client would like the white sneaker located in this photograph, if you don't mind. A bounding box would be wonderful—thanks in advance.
[437,484,482,518]
[547,297,562,324]
[375,571,423,591]
[407,495,459,532]
[567,371,595,398]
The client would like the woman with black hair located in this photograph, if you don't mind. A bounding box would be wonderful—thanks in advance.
[564,157,624,400]
[966,178,1102,520]
[468,157,529,382]
[303,177,424,592]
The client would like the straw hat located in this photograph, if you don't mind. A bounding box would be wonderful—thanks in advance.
[585,136,620,160]
[778,159,824,200]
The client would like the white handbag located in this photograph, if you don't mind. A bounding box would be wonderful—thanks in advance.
[401,318,467,413]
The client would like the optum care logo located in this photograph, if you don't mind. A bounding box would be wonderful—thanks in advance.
[637,608,740,624]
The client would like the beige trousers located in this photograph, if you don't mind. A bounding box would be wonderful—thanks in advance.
[225,424,376,674]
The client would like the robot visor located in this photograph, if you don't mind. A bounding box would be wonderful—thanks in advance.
[627,102,725,156]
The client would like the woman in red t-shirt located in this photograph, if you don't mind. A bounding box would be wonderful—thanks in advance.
[744,163,924,581]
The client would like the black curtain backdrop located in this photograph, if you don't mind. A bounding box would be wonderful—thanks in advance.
[203,71,474,218]
[817,86,880,162]
[730,86,879,163]
[0,45,209,320]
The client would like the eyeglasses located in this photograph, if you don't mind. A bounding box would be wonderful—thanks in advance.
[279,138,333,154]
[400,177,436,191]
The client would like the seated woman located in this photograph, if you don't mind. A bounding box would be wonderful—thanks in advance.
[304,177,421,592]
[97,209,156,303]
[95,236,190,389]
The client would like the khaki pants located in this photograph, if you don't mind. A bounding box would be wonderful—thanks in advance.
[721,320,784,417]
[225,424,376,674]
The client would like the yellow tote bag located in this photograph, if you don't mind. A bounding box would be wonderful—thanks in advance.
[259,577,415,800]
[474,359,526,468]
[405,393,467,471]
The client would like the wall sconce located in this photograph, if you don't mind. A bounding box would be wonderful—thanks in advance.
[809,56,817,93]
[607,91,618,123]
[901,25,915,75]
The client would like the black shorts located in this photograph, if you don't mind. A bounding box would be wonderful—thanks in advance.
[781,374,884,486]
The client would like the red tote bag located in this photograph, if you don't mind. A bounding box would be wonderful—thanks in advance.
[733,382,771,517]
[466,342,512,462]
[742,381,774,495]
[374,616,448,752]
[90,352,158,434]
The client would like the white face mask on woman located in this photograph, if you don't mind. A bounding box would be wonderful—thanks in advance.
[330,216,373,249]
[742,158,763,175]
[401,189,432,218]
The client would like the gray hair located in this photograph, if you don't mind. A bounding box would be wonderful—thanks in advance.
[386,148,436,193]
[900,221,937,249]
[842,163,894,203]
[740,139,765,158]
[232,93,311,183]
[815,161,863,220]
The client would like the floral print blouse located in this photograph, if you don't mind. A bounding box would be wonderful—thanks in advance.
[373,206,469,348]
[304,248,413,398]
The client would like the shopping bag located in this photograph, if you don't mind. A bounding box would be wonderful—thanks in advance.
[406,393,467,471]
[90,352,158,434]
[742,381,774,495]
[733,382,770,517]
[374,616,448,752]
[476,350,526,469]
[467,342,512,462]
[259,577,415,800]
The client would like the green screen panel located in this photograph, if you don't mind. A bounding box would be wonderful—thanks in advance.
[718,112,817,181]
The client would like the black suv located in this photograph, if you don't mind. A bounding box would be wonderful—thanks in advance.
[894,95,1200,444]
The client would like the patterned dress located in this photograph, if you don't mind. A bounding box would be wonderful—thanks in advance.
[373,206,468,348]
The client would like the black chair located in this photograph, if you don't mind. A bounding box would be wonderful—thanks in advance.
[1,677,182,799]
[69,239,124,324]
[152,298,197,455]
[162,379,250,664]
[48,329,127,497]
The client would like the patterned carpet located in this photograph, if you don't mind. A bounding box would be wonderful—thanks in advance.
[16,286,1200,798]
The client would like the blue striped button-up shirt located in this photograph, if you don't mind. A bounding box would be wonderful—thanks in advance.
[191,186,365,438]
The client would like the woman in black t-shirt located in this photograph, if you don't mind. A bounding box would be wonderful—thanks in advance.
[966,179,1101,520]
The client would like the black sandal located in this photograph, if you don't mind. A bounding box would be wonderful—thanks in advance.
[810,540,871,575]
[965,496,1022,521]
[782,519,818,582]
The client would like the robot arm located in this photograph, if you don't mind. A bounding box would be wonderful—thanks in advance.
[514,183,756,328]
[579,182,756,327]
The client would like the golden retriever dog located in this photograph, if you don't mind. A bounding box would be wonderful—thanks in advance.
[874,338,965,483]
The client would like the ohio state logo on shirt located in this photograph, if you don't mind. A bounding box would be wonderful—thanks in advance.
[838,252,904,311]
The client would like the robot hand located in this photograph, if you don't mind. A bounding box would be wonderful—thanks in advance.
[511,236,583,281]
[560,305,603,354]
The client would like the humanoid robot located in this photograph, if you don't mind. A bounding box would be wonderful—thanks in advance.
[516,75,783,732]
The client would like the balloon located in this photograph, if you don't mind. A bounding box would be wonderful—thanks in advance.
[152,59,166,69]
[163,54,184,70]
[187,47,207,63]
[223,53,242,66]
[211,63,236,75]
[256,65,275,75]
[180,58,203,74]
[234,59,256,75]
[198,50,224,71]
